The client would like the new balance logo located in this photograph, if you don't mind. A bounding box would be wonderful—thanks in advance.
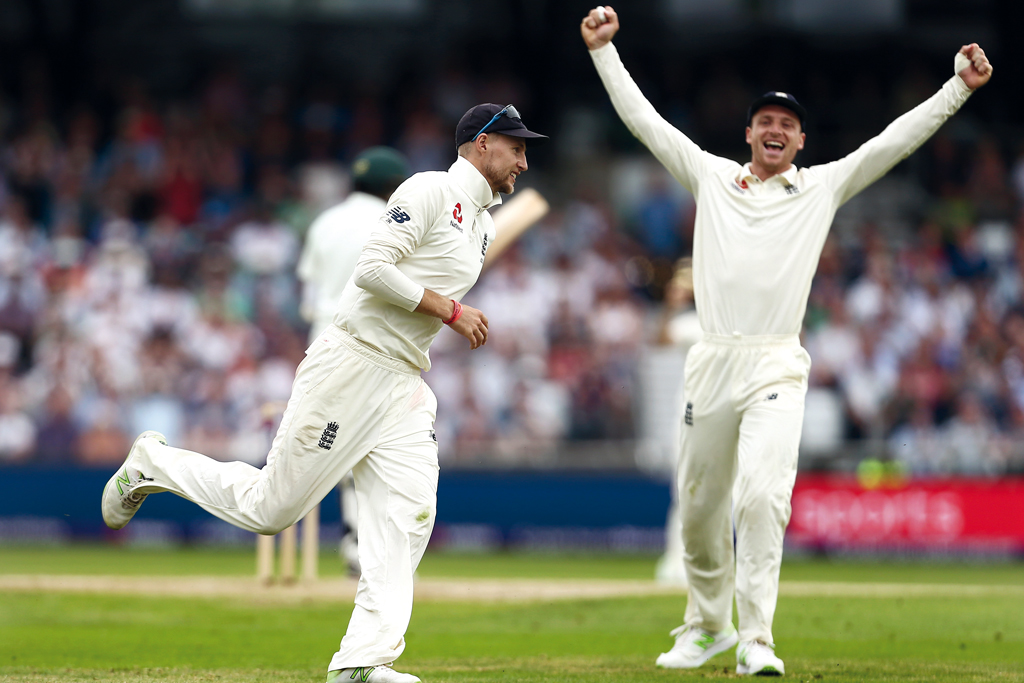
[348,668,375,682]
[695,632,715,650]
[480,233,489,262]
[318,422,339,450]
[430,430,437,442]
[784,184,799,195]
[387,207,411,223]
[115,469,131,496]
[684,402,693,426]
[766,393,778,401]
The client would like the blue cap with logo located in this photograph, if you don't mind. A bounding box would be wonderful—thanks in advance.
[746,91,807,127]
[456,103,548,149]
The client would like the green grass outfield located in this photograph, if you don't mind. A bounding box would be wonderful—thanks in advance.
[1,545,1023,682]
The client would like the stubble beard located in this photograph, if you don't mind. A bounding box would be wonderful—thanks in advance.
[484,158,515,194]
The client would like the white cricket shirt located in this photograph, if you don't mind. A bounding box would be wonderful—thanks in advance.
[333,156,500,370]
[591,43,971,337]
[297,191,387,339]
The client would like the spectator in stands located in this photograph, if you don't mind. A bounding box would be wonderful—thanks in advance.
[0,378,36,463]
[941,392,1005,475]
[888,401,944,475]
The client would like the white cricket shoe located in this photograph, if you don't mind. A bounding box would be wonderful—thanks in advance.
[736,640,785,676]
[656,623,739,669]
[326,665,421,683]
[101,431,167,530]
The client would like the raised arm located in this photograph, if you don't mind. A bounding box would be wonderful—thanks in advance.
[814,43,993,208]
[582,6,728,193]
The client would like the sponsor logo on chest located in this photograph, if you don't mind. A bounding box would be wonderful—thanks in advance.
[450,202,464,232]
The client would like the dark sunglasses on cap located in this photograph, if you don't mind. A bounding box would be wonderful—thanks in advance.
[472,104,521,142]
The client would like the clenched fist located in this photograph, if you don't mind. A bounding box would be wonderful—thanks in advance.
[956,43,993,91]
[581,5,619,51]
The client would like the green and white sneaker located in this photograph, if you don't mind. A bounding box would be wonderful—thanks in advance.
[656,623,739,668]
[736,640,785,676]
[101,431,167,530]
[326,665,420,683]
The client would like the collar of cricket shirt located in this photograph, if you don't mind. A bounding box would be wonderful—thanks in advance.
[738,162,799,188]
[449,156,503,211]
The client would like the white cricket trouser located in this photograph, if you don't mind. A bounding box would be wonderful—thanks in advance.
[131,324,439,669]
[677,333,809,645]
[311,315,362,571]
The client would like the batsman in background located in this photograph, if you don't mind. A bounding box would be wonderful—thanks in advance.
[297,147,412,577]
[582,6,992,675]
[102,103,546,683]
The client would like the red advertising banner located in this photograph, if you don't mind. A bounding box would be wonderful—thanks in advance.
[788,475,1024,553]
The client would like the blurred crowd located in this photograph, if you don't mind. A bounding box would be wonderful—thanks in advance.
[803,174,1024,477]
[1,60,1023,477]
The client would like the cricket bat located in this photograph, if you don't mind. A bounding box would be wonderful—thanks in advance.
[483,188,550,270]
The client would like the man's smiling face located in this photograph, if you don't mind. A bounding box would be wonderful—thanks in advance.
[481,132,528,194]
[745,104,805,179]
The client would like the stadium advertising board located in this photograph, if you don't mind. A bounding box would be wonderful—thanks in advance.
[788,475,1024,554]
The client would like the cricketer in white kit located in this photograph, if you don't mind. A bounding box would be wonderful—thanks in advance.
[582,5,992,676]
[297,147,412,577]
[102,103,547,683]
[299,147,412,344]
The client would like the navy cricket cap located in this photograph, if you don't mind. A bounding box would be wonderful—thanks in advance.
[746,91,807,127]
[455,103,549,149]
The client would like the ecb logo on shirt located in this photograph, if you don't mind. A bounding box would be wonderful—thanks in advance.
[387,207,411,223]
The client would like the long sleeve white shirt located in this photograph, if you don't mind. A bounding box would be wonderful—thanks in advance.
[333,156,500,370]
[590,43,972,337]
[297,191,387,339]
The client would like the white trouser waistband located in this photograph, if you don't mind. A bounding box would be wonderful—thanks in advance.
[701,333,800,348]
[323,324,421,376]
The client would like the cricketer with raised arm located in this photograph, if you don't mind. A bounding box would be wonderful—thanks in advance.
[581,5,992,676]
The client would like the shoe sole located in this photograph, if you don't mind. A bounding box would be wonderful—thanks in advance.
[326,668,421,683]
[736,662,785,675]
[656,631,739,669]
[101,431,166,530]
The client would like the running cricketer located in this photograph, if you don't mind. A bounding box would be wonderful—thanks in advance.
[102,103,546,683]
[582,6,992,676]
[297,146,412,577]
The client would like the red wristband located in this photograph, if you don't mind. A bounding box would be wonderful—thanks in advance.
[442,300,463,326]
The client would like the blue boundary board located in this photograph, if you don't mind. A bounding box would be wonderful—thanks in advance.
[0,467,672,541]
